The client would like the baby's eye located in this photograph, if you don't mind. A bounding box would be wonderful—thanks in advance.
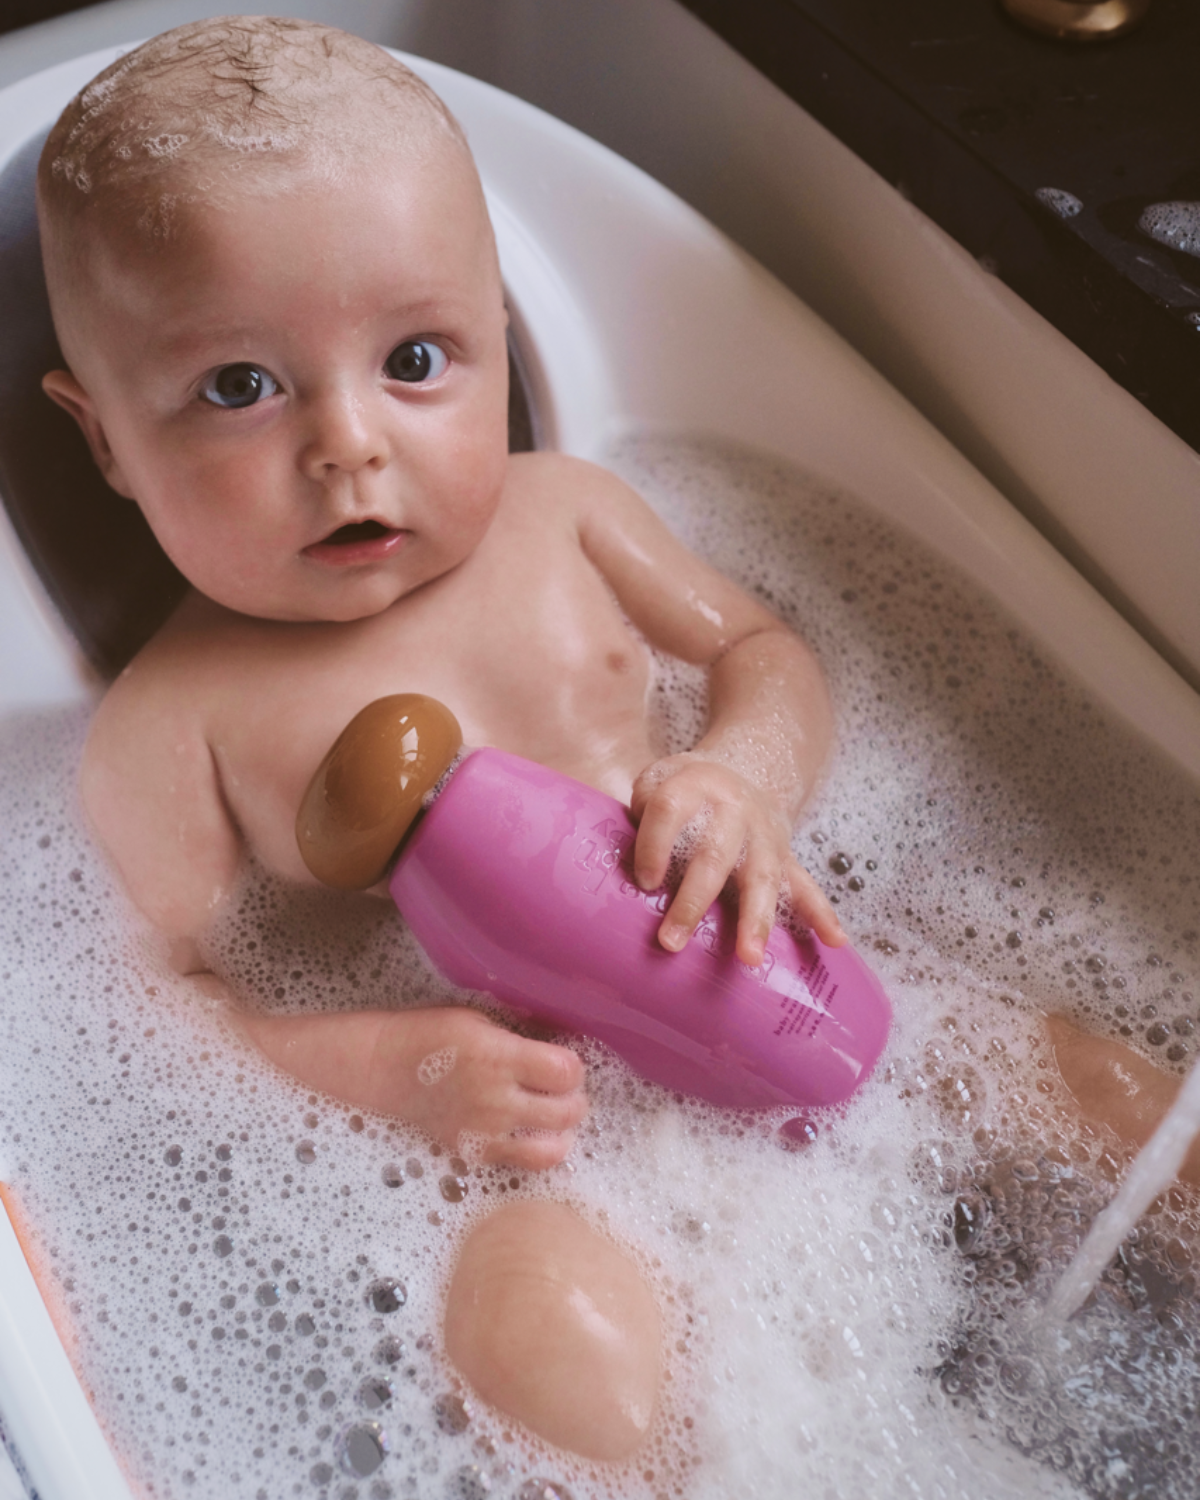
[384,341,448,383]
[199,364,279,409]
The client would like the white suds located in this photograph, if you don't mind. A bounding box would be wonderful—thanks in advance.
[1138,201,1200,258]
[1035,188,1083,219]
[0,437,1197,1499]
[417,1048,458,1087]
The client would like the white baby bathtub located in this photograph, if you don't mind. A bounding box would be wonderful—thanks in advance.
[2,38,1200,1500]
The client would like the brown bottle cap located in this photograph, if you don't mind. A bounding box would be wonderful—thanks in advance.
[296,694,463,890]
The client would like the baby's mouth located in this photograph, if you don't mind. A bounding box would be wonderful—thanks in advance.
[302,520,409,566]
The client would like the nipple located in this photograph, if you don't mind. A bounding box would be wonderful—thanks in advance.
[296,695,463,890]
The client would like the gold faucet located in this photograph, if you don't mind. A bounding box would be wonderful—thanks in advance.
[1000,0,1152,41]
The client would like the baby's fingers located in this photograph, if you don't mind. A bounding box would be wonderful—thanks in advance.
[733,850,784,969]
[786,859,846,947]
[632,776,704,892]
[657,804,743,952]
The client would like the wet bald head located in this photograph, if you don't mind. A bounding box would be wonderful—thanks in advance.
[37,16,481,365]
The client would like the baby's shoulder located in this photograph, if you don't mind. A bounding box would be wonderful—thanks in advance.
[87,593,262,746]
[505,451,640,521]
[81,592,251,936]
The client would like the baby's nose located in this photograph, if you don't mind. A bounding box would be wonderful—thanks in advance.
[299,386,387,478]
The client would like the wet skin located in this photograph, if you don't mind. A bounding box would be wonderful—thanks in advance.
[38,41,846,1466]
[50,142,841,1169]
[444,1201,663,1461]
[1048,1014,1200,1185]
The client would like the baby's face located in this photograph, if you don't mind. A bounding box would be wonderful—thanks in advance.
[54,148,510,621]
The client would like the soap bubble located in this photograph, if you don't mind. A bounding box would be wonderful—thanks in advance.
[358,1376,393,1411]
[447,1466,490,1500]
[778,1117,819,1151]
[336,1422,388,1477]
[439,1175,467,1203]
[373,1337,405,1367]
[433,1393,469,1434]
[367,1280,406,1315]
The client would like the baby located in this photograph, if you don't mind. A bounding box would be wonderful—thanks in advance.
[40,13,843,1168]
[36,14,842,1461]
[41,18,1189,1469]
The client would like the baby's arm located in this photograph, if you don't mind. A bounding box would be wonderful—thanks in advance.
[81,660,585,1170]
[572,457,843,966]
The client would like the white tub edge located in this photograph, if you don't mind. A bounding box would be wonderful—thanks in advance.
[0,1195,135,1500]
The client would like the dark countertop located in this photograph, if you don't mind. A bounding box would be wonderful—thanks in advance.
[0,0,96,35]
[679,0,1200,454]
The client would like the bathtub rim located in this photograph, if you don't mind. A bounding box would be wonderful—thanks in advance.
[0,1191,135,1500]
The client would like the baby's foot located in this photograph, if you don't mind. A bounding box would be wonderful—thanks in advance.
[236,1005,586,1170]
[444,1200,662,1461]
[1046,1013,1200,1185]
[371,1006,586,1169]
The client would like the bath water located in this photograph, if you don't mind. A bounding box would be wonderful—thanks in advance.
[1046,1057,1200,1327]
[1,436,1199,1500]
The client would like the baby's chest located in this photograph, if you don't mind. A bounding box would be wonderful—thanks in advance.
[210,553,651,878]
[365,554,652,739]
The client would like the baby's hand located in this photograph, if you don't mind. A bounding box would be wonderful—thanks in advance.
[370,1007,587,1171]
[630,754,845,967]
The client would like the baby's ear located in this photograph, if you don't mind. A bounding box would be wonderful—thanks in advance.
[41,369,136,499]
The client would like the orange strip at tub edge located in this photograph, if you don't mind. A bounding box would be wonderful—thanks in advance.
[0,1181,83,1380]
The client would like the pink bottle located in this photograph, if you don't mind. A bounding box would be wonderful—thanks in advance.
[298,697,891,1110]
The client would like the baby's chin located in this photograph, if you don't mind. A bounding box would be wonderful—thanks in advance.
[192,574,420,626]
[182,535,466,623]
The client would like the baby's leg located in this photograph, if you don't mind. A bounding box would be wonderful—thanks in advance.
[1046,1013,1200,1185]
[444,1200,662,1461]
[236,1006,586,1170]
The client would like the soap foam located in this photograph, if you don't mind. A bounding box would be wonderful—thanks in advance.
[1035,188,1083,220]
[1,436,1199,1499]
[1138,201,1200,259]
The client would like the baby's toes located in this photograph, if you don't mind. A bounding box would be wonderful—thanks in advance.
[479,1087,586,1171]
[517,1084,588,1136]
[514,1039,586,1098]
[485,1128,578,1172]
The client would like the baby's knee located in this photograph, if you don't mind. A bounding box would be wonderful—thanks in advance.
[1047,1012,1186,1157]
[443,1201,661,1461]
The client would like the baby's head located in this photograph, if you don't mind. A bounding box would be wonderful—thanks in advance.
[38,17,512,623]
